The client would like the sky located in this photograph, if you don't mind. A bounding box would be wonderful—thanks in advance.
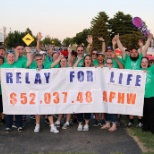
[0,0,154,42]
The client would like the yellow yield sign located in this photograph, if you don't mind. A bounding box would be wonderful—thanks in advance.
[22,33,34,46]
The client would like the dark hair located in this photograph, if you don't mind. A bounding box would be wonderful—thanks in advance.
[0,46,6,51]
[52,51,59,57]
[140,57,150,68]
[14,43,24,48]
[130,47,138,51]
[0,56,4,63]
[34,53,43,59]
[82,55,93,67]
[71,50,77,57]
[59,57,67,67]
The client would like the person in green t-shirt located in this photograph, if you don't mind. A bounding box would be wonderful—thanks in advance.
[140,57,154,134]
[14,43,27,62]
[73,45,84,67]
[0,48,33,133]
[31,53,59,133]
[116,33,152,70]
[115,33,153,127]
[0,46,6,62]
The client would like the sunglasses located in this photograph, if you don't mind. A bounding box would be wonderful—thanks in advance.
[92,53,97,55]
[36,58,43,61]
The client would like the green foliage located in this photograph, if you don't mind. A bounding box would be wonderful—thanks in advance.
[91,12,110,50]
[5,28,37,48]
[73,29,91,47]
[108,11,139,37]
[62,37,72,47]
[118,32,143,49]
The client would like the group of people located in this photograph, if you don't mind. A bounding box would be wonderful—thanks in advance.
[0,32,154,134]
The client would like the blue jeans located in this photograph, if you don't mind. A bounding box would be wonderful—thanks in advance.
[105,113,118,123]
[5,115,23,129]
[77,113,91,122]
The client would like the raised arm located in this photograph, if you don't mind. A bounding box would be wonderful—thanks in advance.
[67,45,73,67]
[36,32,43,52]
[25,47,33,67]
[86,35,93,55]
[73,56,82,67]
[98,36,105,54]
[116,34,126,59]
[112,52,124,69]
[112,36,117,51]
[142,33,153,56]
[51,53,63,68]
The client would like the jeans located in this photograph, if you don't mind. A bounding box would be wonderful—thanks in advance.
[5,115,23,129]
[105,113,118,123]
[77,113,91,122]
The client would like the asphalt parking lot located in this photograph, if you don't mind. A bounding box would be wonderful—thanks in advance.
[0,116,142,154]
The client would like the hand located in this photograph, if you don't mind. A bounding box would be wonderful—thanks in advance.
[25,47,32,53]
[98,36,105,42]
[148,33,153,40]
[58,53,64,60]
[111,52,117,59]
[77,55,82,60]
[115,33,119,41]
[138,40,144,47]
[112,36,117,46]
[68,45,72,53]
[86,35,93,44]
[37,32,43,40]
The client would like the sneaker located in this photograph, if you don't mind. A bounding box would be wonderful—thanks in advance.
[77,124,83,131]
[12,122,17,128]
[83,125,89,131]
[137,122,143,128]
[99,120,106,126]
[18,127,23,133]
[55,121,60,127]
[45,118,49,125]
[62,123,69,129]
[34,125,40,133]
[93,119,99,126]
[5,128,11,133]
[50,126,59,133]
[127,122,134,127]
[69,119,74,126]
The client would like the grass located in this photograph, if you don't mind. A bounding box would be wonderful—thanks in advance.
[125,121,154,154]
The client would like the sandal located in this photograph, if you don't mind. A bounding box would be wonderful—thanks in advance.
[100,125,110,129]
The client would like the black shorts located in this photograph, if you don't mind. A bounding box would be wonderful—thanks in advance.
[0,95,3,113]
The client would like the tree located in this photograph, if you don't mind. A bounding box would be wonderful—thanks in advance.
[91,12,110,50]
[52,38,61,46]
[5,28,37,48]
[72,29,91,47]
[41,35,52,45]
[62,37,72,47]
[109,11,142,38]
[108,11,143,49]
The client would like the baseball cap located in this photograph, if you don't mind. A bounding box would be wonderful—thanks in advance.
[105,46,113,52]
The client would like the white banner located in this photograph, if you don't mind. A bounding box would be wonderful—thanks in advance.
[1,67,146,116]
